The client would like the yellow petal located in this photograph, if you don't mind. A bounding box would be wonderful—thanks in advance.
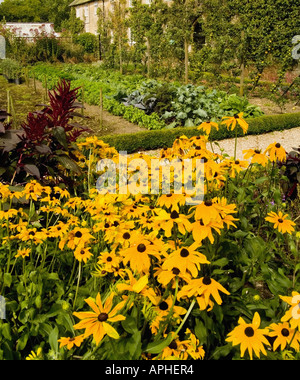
[102,322,120,339]
[132,275,148,293]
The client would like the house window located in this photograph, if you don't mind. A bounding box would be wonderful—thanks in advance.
[128,27,135,46]
[85,5,90,23]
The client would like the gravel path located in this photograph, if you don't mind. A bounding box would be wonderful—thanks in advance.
[143,127,300,159]
[212,127,300,160]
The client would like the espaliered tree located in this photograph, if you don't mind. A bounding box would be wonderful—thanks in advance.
[129,0,169,78]
[166,0,203,84]
[200,0,300,93]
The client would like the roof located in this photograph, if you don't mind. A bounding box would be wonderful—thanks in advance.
[69,0,96,6]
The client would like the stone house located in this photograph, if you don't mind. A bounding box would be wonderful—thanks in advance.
[69,0,156,37]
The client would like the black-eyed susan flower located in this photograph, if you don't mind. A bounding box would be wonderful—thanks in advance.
[267,322,300,351]
[154,266,191,288]
[15,248,31,259]
[74,246,93,263]
[221,112,249,134]
[120,235,161,274]
[153,209,191,238]
[190,218,223,244]
[23,181,44,201]
[177,276,230,309]
[162,243,210,278]
[150,295,187,334]
[96,250,120,272]
[160,334,189,360]
[60,227,95,250]
[226,312,270,360]
[243,148,269,167]
[264,142,286,162]
[280,292,300,330]
[156,193,186,213]
[73,292,125,345]
[25,347,43,360]
[265,211,296,234]
[58,335,85,350]
[197,120,219,135]
[221,158,249,178]
[184,328,205,360]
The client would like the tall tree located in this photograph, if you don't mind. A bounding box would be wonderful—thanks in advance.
[167,0,203,84]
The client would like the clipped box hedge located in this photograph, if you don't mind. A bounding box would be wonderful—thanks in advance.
[101,112,300,153]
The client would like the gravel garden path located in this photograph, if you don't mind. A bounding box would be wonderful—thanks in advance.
[143,126,300,159]
[212,126,300,160]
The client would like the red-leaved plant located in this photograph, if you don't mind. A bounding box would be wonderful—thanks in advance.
[0,79,90,186]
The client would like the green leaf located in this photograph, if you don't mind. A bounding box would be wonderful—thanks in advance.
[56,155,82,175]
[194,319,207,345]
[145,333,174,354]
[24,164,41,179]
[49,326,59,355]
[16,331,29,351]
[3,273,12,288]
[52,126,68,149]
[121,315,138,335]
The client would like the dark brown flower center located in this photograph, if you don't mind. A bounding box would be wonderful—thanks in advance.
[106,256,113,262]
[172,267,180,275]
[168,340,178,350]
[98,313,108,322]
[123,232,131,240]
[254,149,261,154]
[275,143,281,148]
[204,200,213,207]
[180,248,189,257]
[159,301,169,311]
[244,327,254,337]
[281,328,290,337]
[75,231,82,238]
[202,276,212,285]
[278,219,283,223]
[170,210,179,219]
[137,243,146,253]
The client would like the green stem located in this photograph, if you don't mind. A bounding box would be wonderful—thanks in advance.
[73,261,82,309]
[234,129,238,161]
[174,299,196,338]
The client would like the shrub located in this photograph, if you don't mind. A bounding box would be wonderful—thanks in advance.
[101,112,300,153]
[74,33,98,54]
[0,79,89,186]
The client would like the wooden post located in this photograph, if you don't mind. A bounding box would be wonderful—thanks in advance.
[99,88,103,129]
[10,93,16,127]
[81,86,85,116]
[44,75,48,101]
[240,30,245,97]
[184,36,189,84]
[7,90,10,123]
[25,67,29,87]
[33,73,37,93]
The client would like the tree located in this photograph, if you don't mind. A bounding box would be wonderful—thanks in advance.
[166,0,203,84]
[0,0,71,30]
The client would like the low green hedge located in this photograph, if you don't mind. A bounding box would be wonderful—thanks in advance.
[101,112,300,153]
